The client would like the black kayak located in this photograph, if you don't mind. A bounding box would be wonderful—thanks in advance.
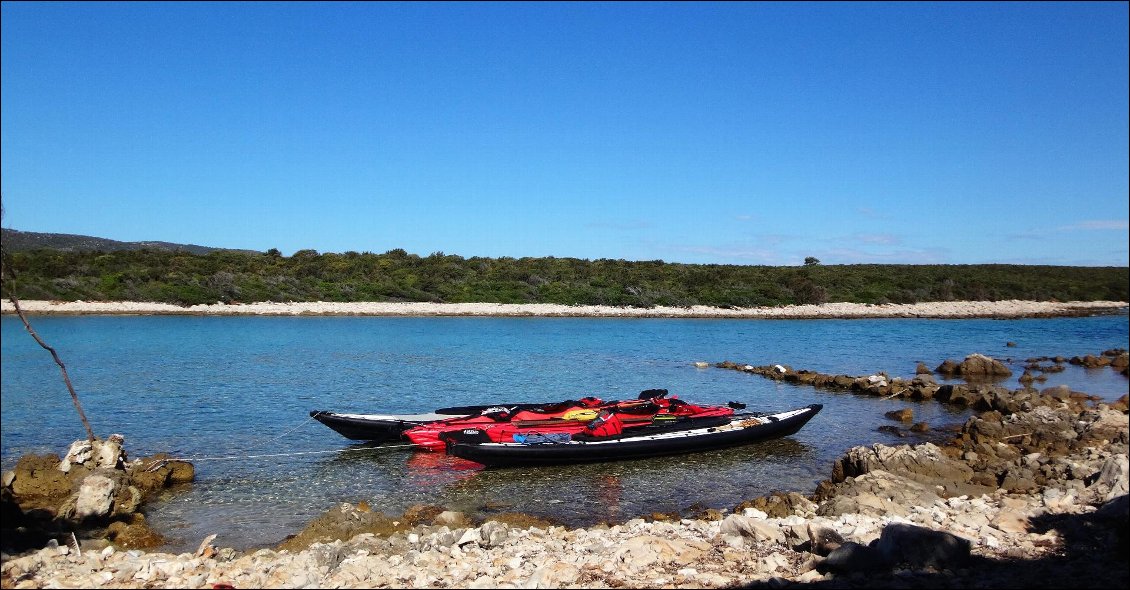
[310,401,585,442]
[310,389,682,442]
[309,410,454,443]
[443,404,822,467]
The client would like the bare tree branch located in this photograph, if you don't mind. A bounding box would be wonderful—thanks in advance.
[1,205,97,441]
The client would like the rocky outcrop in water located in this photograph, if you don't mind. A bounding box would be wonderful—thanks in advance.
[713,352,1113,417]
[1026,348,1129,377]
[936,353,1014,378]
[1,436,194,554]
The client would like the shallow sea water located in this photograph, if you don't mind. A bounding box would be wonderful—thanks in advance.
[2,313,1126,552]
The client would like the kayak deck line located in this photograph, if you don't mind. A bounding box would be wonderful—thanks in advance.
[323,411,451,422]
[474,409,807,447]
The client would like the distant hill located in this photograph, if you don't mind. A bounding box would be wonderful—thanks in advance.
[0,228,260,255]
[2,232,1126,306]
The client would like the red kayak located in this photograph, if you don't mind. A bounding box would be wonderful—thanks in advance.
[404,391,736,451]
[480,399,735,443]
[404,397,606,451]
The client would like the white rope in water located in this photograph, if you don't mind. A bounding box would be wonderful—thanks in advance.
[139,411,418,467]
[257,411,327,446]
[144,442,418,469]
[185,442,419,462]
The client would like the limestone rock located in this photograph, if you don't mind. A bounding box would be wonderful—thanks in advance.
[127,454,195,495]
[1090,454,1130,502]
[817,470,941,518]
[958,353,1013,377]
[884,408,914,423]
[613,535,707,570]
[74,474,118,520]
[733,491,816,518]
[277,502,403,552]
[830,442,976,492]
[935,359,961,374]
[59,441,94,473]
[10,454,71,501]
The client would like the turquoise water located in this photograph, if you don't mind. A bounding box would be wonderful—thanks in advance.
[2,313,1127,552]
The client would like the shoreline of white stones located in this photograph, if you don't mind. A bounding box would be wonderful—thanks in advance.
[4,443,1126,589]
[4,299,1127,319]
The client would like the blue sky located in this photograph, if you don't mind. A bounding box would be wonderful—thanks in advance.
[2,2,1127,266]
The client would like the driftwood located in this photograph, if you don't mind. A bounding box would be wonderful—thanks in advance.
[2,239,97,441]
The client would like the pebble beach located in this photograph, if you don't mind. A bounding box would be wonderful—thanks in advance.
[3,298,1128,319]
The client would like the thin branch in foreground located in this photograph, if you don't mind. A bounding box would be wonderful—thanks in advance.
[2,255,97,442]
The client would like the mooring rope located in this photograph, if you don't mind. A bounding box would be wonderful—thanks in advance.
[143,442,419,470]
[255,411,327,447]
[185,442,420,462]
[139,410,418,468]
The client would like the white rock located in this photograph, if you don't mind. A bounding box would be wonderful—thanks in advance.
[741,507,769,519]
[456,529,479,547]
[59,440,93,473]
[719,514,756,537]
[75,475,117,519]
[94,436,125,469]
[720,533,745,548]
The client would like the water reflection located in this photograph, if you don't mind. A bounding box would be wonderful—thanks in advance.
[318,437,820,528]
[596,474,624,523]
[403,451,482,488]
[486,439,811,525]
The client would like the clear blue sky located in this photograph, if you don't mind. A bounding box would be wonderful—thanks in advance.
[2,2,1127,266]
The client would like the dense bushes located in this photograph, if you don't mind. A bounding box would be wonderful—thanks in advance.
[1,248,1126,307]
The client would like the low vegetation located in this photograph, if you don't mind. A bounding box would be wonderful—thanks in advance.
[2,247,1126,307]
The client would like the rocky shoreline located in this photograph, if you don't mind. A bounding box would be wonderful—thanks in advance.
[3,299,1128,319]
[2,352,1127,589]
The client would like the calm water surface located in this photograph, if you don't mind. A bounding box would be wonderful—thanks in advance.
[2,313,1126,552]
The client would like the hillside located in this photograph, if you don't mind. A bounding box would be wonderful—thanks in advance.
[0,228,258,256]
[1,232,1126,307]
